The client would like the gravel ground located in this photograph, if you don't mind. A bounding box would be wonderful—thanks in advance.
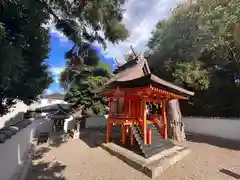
[26,132,240,180]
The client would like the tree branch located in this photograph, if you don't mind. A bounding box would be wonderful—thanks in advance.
[130,45,137,56]
[40,0,61,22]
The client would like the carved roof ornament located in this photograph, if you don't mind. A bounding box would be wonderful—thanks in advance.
[98,46,195,98]
[113,58,121,68]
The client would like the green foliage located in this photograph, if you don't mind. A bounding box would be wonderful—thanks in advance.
[124,53,135,62]
[47,0,129,79]
[173,61,210,90]
[65,74,109,116]
[44,0,129,47]
[97,62,112,73]
[0,0,53,115]
[147,0,240,117]
[63,59,111,116]
[56,0,128,116]
[0,0,128,115]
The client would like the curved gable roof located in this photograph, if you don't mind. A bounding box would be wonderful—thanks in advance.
[100,54,194,98]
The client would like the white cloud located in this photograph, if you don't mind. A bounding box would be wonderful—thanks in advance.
[50,67,65,75]
[46,89,53,94]
[104,0,182,64]
[43,16,68,42]
[50,67,65,83]
[53,76,60,84]
[46,0,182,63]
[50,26,68,43]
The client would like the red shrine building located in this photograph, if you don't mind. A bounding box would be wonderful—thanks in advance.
[99,54,194,158]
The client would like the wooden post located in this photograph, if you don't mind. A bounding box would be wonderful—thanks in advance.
[131,98,134,117]
[106,122,110,143]
[161,101,167,139]
[122,125,126,144]
[136,98,139,118]
[109,122,112,139]
[147,128,151,145]
[106,98,112,144]
[129,99,131,117]
[122,96,128,145]
[124,96,128,119]
[142,100,147,144]
[130,126,134,146]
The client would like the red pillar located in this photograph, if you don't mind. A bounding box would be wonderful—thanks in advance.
[147,128,151,145]
[106,122,110,143]
[122,96,128,145]
[161,101,167,139]
[121,125,126,144]
[142,100,147,144]
[106,98,112,144]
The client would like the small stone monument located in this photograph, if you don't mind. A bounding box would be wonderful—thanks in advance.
[73,122,80,139]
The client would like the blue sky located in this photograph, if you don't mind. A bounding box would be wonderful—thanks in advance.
[46,35,72,94]
[46,33,117,94]
[46,0,181,94]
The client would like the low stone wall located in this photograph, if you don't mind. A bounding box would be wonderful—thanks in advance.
[0,116,52,180]
[183,117,240,141]
[86,116,107,129]
[82,115,240,141]
[0,101,28,129]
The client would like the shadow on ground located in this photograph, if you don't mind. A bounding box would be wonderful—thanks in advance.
[37,131,70,148]
[48,136,68,148]
[78,128,106,148]
[186,133,240,151]
[26,145,67,180]
[219,168,240,179]
[33,146,51,160]
[78,126,124,148]
[27,161,66,180]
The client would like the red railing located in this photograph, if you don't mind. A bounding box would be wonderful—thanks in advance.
[136,117,143,134]
[147,128,151,144]
[150,115,164,137]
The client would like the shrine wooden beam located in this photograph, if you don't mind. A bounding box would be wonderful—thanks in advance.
[143,98,166,104]
[149,85,187,100]
[103,85,188,100]
[102,87,148,97]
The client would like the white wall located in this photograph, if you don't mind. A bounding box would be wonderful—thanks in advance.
[86,116,107,128]
[0,116,54,180]
[183,117,240,141]
[40,99,67,107]
[0,101,28,129]
[40,99,68,116]
[84,116,240,141]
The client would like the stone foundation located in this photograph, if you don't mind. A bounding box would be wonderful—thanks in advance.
[101,142,190,179]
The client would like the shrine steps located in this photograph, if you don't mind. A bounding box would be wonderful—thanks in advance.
[132,124,175,158]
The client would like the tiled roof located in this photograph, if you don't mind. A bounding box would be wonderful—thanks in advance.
[0,119,32,143]
[41,92,65,100]
[34,104,72,113]
[99,54,194,97]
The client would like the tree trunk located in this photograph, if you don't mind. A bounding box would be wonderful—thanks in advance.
[166,99,186,142]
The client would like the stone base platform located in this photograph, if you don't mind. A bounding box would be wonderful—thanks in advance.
[101,143,190,179]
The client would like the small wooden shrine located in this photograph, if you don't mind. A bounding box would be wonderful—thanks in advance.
[35,104,72,132]
[99,53,194,158]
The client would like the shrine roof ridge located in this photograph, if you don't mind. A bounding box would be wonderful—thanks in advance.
[98,53,194,98]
